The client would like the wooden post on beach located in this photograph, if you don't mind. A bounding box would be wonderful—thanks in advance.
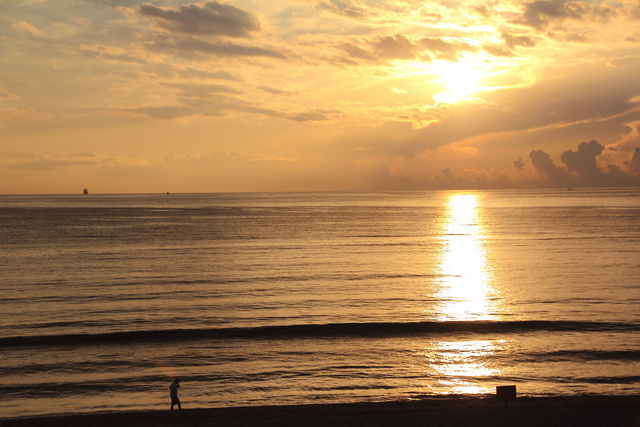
[496,385,516,407]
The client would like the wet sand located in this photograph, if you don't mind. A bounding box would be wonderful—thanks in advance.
[3,395,640,427]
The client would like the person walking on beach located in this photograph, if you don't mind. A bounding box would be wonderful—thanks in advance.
[170,378,182,410]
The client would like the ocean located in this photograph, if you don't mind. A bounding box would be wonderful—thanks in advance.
[1,189,639,418]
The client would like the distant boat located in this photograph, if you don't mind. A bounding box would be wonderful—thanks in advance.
[83,188,89,195]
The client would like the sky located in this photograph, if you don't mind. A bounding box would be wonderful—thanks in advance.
[2,0,640,194]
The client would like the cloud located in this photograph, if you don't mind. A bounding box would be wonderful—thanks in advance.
[339,34,480,64]
[0,88,20,100]
[530,149,567,183]
[528,140,640,187]
[517,0,617,30]
[629,148,640,172]
[560,140,605,184]
[418,37,479,61]
[518,0,586,29]
[318,0,368,19]
[257,86,299,97]
[129,105,200,120]
[338,34,417,62]
[513,157,525,170]
[0,151,104,171]
[12,21,43,37]
[173,82,244,98]
[80,44,147,64]
[501,32,537,49]
[145,35,285,59]
[373,35,416,60]
[138,2,261,37]
[178,69,241,81]
[128,93,338,122]
[482,45,515,58]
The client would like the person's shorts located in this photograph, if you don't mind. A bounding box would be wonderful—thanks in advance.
[171,396,180,404]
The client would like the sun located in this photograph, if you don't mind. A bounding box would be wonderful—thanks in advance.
[432,57,486,104]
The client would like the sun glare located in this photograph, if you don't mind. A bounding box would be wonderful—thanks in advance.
[432,58,485,104]
[435,194,494,320]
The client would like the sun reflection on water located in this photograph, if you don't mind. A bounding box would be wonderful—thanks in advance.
[419,193,507,395]
[436,194,494,321]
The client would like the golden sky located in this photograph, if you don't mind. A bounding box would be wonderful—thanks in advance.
[2,0,640,193]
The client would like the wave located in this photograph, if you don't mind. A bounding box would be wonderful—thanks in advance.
[2,320,639,347]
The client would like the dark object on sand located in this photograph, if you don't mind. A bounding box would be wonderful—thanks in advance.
[496,385,517,407]
[83,188,88,195]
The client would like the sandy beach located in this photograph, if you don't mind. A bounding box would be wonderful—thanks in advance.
[3,395,640,427]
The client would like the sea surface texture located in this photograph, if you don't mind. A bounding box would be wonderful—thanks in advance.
[1,189,639,418]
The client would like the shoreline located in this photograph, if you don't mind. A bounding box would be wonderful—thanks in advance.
[3,395,640,427]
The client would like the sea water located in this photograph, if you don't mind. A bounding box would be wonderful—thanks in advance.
[1,189,639,418]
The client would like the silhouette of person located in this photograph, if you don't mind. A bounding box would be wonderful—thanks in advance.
[170,378,182,410]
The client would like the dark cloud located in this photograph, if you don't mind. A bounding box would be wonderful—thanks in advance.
[513,157,525,170]
[283,110,335,122]
[529,140,640,187]
[560,140,604,184]
[530,149,567,183]
[518,0,617,30]
[519,0,585,29]
[628,147,640,172]
[139,2,261,38]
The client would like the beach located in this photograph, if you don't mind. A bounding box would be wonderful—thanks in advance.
[4,395,640,427]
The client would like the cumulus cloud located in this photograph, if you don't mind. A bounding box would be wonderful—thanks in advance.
[627,148,640,172]
[138,2,261,37]
[528,140,640,187]
[530,149,567,183]
[560,140,605,184]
